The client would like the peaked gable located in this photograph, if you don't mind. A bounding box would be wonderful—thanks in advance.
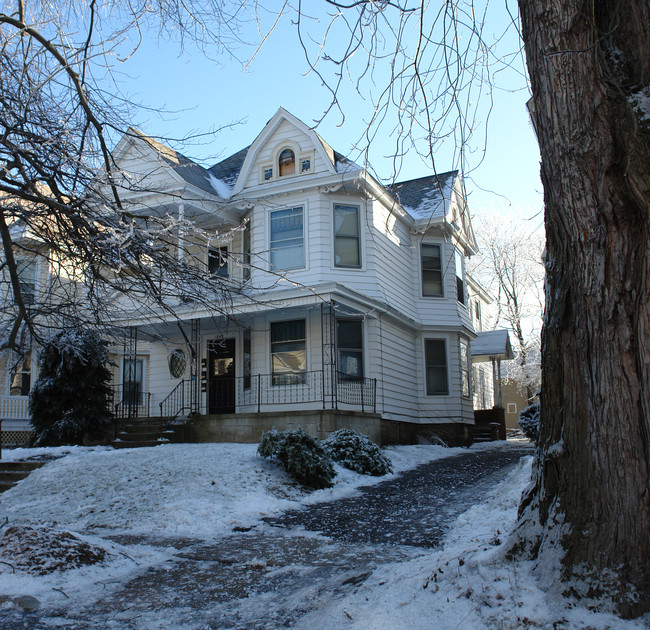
[389,171,477,253]
[110,129,224,199]
[232,108,347,194]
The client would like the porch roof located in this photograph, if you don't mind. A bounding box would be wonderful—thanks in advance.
[471,329,514,363]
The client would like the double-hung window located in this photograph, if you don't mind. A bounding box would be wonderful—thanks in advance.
[337,319,363,379]
[123,358,144,406]
[460,339,470,398]
[421,244,443,297]
[455,249,466,305]
[270,207,304,270]
[425,339,448,396]
[271,320,306,385]
[15,258,36,306]
[208,247,228,277]
[9,354,31,396]
[334,204,361,267]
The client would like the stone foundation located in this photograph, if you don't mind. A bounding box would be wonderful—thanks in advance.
[184,410,382,445]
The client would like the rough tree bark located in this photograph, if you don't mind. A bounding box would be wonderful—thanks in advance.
[518,0,650,616]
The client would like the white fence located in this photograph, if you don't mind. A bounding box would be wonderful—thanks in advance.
[0,396,30,420]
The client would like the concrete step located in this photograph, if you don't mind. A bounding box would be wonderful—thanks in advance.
[118,430,160,441]
[0,470,31,482]
[0,461,46,472]
[0,461,46,492]
[112,439,162,449]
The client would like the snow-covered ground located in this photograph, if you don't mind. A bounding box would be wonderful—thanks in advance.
[0,441,647,629]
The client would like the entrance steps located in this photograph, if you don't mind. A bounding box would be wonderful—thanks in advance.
[0,461,46,493]
[111,419,185,449]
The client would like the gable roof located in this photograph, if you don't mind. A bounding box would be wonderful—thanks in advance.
[471,329,514,362]
[388,171,458,221]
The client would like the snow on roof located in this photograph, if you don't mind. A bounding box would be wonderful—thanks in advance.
[471,329,514,360]
[388,171,458,221]
[208,146,250,191]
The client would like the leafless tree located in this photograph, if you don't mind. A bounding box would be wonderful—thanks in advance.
[0,0,271,353]
[469,216,544,398]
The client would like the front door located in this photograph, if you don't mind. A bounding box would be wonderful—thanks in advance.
[208,339,236,414]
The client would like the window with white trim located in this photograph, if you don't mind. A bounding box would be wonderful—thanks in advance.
[208,247,228,277]
[425,339,448,395]
[455,249,466,305]
[337,319,363,379]
[334,204,361,268]
[460,339,470,398]
[421,244,443,297]
[278,148,296,176]
[270,207,304,270]
[271,320,306,385]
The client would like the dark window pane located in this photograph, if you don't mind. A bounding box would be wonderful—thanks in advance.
[425,339,448,395]
[209,247,228,277]
[421,244,443,296]
[334,205,360,267]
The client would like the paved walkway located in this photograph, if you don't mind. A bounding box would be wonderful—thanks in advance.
[0,443,533,629]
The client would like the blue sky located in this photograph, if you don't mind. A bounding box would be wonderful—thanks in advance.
[112,4,543,228]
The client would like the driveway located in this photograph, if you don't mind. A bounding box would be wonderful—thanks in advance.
[0,443,533,629]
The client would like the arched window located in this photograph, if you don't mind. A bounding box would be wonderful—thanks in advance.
[278,148,296,176]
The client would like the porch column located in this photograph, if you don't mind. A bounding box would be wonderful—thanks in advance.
[178,203,185,261]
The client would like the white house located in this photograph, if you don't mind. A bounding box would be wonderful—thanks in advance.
[0,108,510,446]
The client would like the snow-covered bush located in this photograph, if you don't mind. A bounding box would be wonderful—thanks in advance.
[257,428,336,489]
[518,402,540,444]
[30,329,113,446]
[323,429,392,476]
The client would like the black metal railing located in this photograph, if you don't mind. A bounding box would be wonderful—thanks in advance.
[159,379,195,422]
[111,386,152,438]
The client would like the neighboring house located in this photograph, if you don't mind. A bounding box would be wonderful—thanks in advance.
[502,378,535,430]
[1,108,505,446]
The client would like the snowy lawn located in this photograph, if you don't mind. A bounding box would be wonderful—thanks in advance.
[0,441,647,629]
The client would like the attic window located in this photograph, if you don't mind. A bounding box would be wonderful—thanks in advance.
[279,149,295,176]
[301,159,311,173]
[264,167,273,181]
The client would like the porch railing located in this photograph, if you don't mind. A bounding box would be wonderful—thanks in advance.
[159,379,195,422]
[160,370,376,419]
[111,387,151,422]
[0,396,30,420]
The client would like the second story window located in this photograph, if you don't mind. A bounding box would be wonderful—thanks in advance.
[15,258,36,306]
[9,354,31,396]
[270,207,304,270]
[278,148,296,176]
[421,244,443,297]
[455,249,466,305]
[208,247,228,277]
[334,204,361,268]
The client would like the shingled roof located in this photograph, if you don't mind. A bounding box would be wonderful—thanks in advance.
[137,134,219,197]
[208,146,250,190]
[388,171,458,221]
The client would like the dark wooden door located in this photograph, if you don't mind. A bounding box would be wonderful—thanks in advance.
[208,339,235,414]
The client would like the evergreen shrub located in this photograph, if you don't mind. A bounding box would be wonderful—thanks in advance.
[323,429,393,476]
[257,428,336,489]
[30,329,113,446]
[518,402,540,444]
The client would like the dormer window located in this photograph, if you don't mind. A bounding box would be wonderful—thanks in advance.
[279,149,296,176]
[301,159,311,173]
[264,167,273,181]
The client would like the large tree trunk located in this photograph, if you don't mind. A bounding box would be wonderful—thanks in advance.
[517,0,650,617]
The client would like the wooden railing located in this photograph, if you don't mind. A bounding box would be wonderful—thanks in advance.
[0,396,30,420]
